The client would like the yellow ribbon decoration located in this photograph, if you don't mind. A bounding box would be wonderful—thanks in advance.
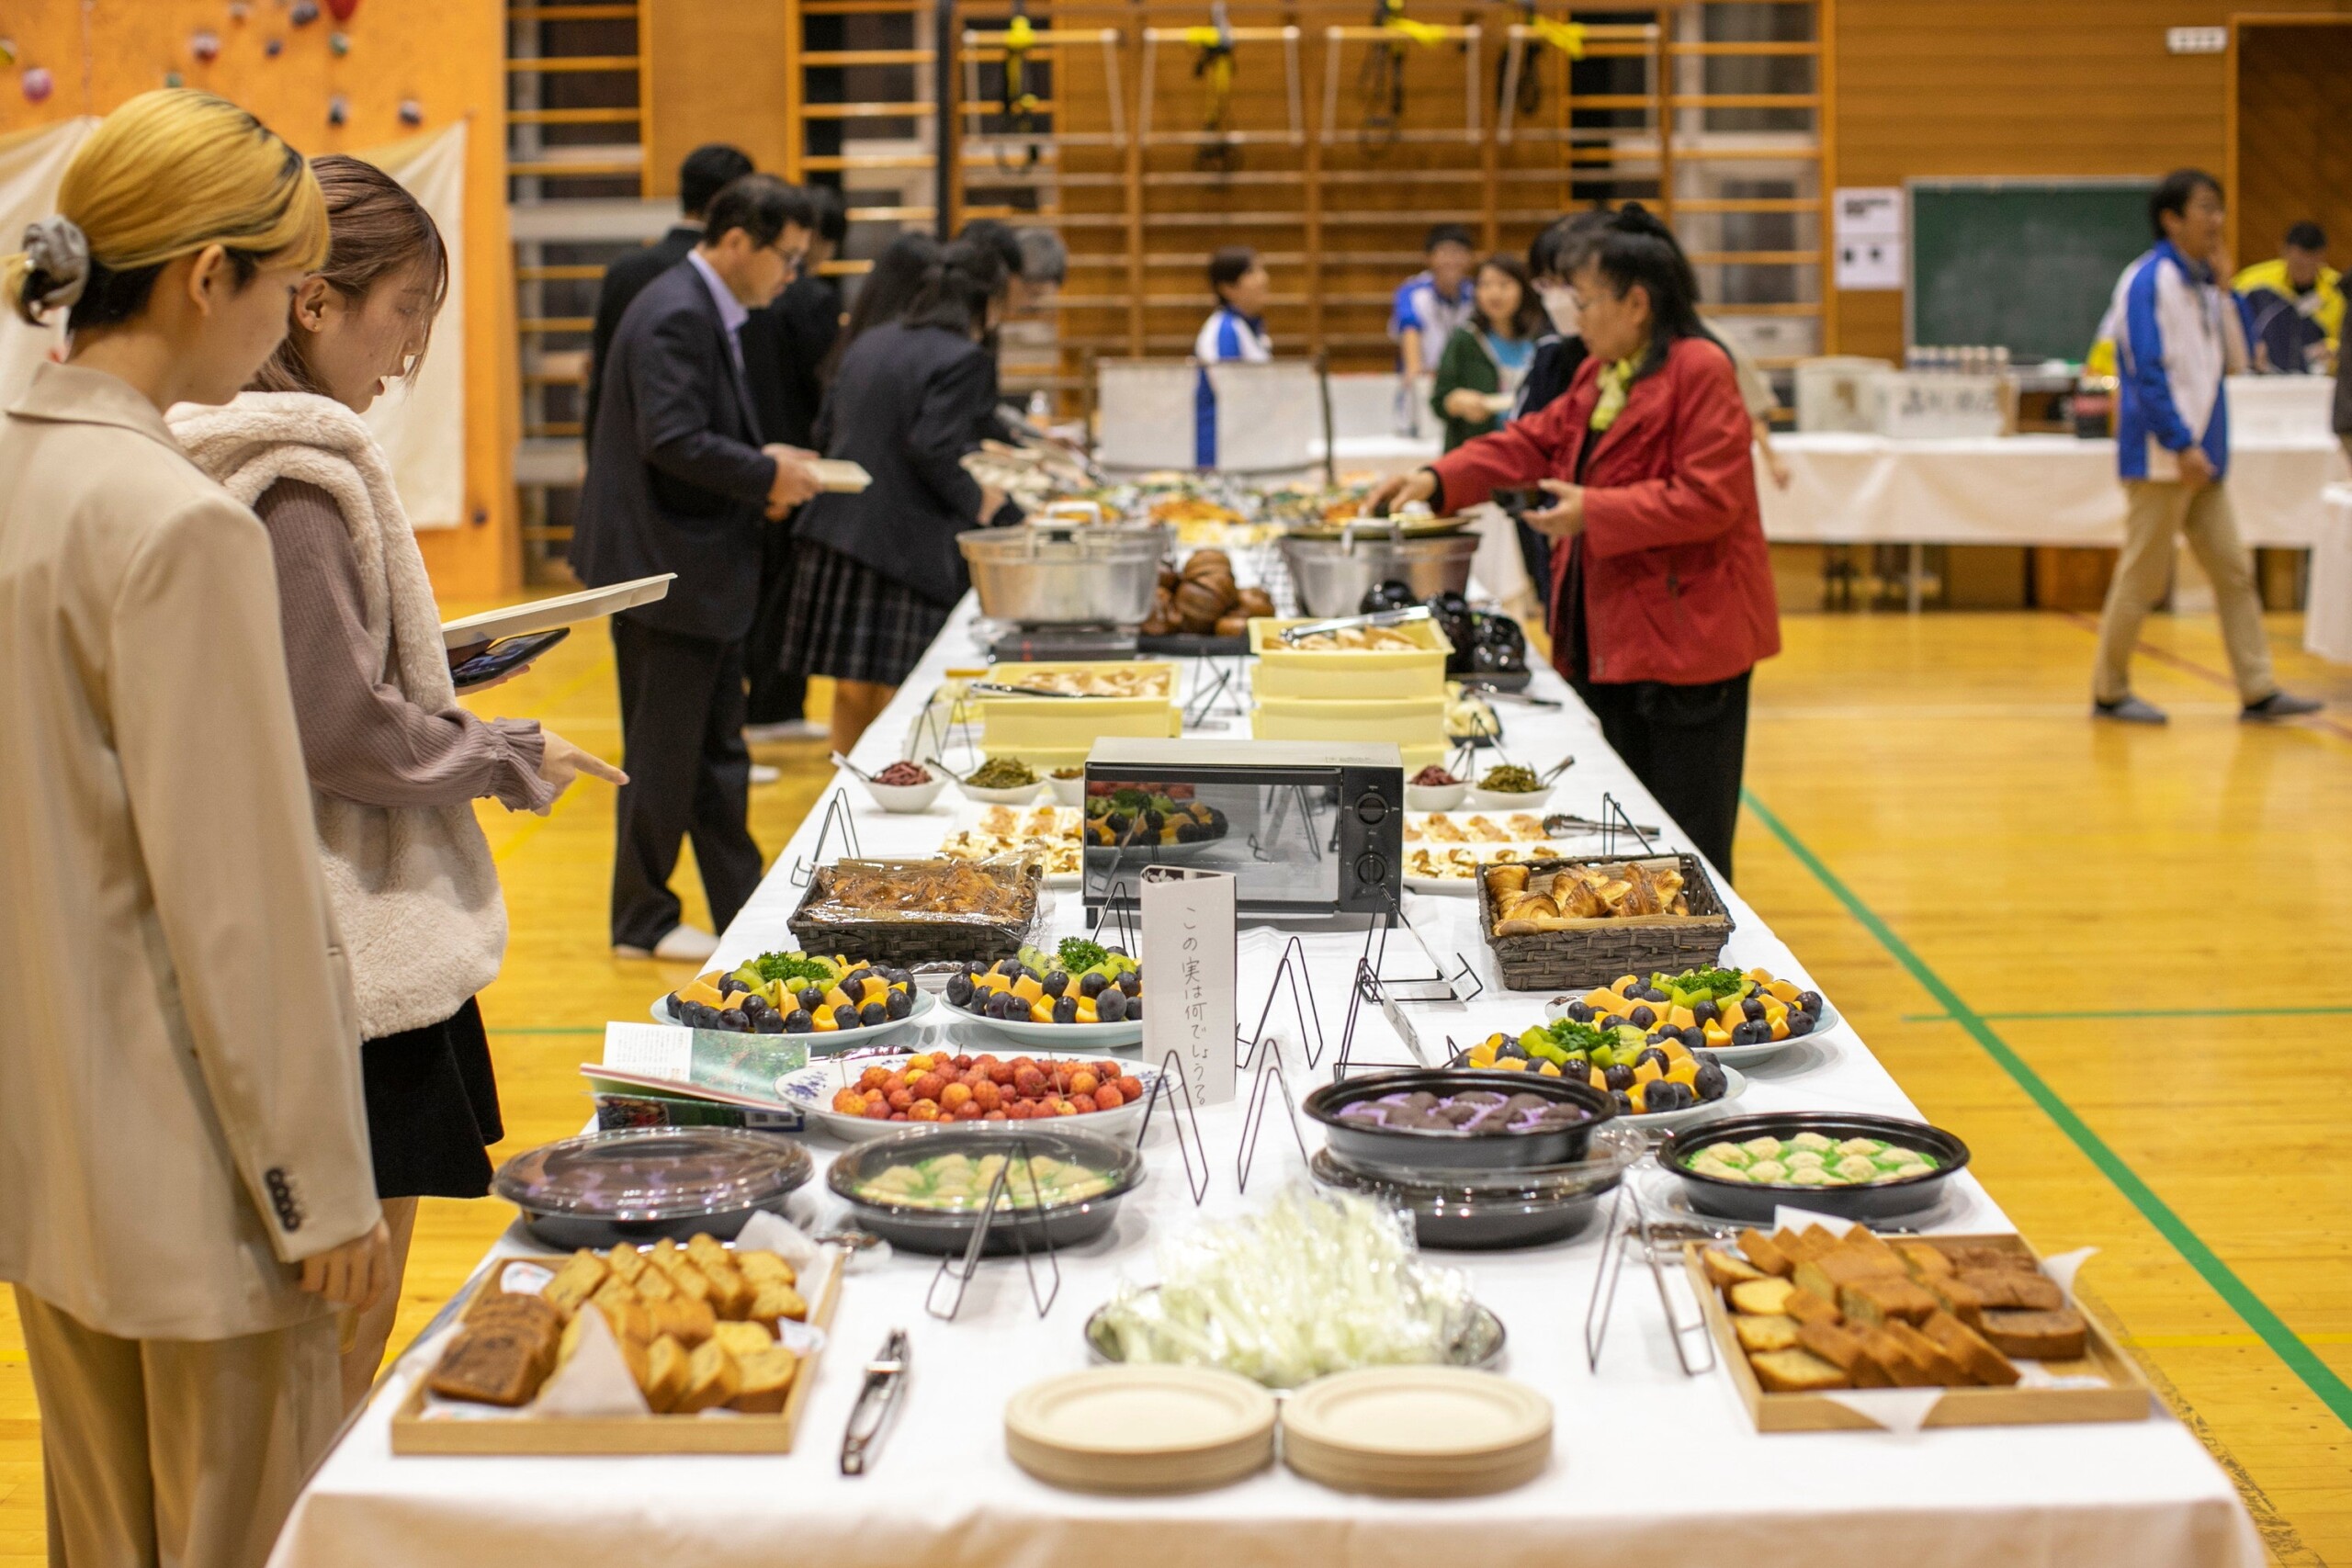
[1527,16,1585,59]
[1382,15,1452,48]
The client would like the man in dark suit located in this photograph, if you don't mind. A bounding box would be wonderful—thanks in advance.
[741,184,847,740]
[585,143,754,459]
[572,174,821,961]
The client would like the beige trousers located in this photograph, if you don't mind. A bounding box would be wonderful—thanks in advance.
[15,1286,341,1568]
[2092,479,2278,705]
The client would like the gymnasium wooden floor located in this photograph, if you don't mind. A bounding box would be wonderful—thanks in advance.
[2,606,2346,1564]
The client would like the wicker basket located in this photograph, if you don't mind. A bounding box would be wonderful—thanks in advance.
[1476,852,1735,992]
[786,860,1042,967]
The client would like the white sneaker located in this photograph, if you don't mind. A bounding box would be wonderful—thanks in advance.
[744,720,827,743]
[615,924,719,963]
[749,763,781,785]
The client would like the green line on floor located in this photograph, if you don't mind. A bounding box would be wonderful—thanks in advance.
[1741,787,2352,1432]
[1902,1005,2352,1023]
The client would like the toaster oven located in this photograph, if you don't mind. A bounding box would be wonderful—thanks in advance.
[1080,739,1404,917]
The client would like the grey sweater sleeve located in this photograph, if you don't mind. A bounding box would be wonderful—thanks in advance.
[255,479,556,813]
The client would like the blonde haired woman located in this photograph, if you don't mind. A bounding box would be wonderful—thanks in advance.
[0,91,386,1568]
[172,156,625,1410]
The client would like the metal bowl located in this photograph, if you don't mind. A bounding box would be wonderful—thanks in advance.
[1278,530,1479,618]
[959,522,1172,626]
[826,1124,1144,1256]
[1304,1068,1613,1171]
[492,1127,814,1248]
[1655,1111,1972,1224]
[1085,1288,1508,1378]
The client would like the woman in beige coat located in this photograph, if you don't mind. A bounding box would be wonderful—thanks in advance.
[172,156,626,1410]
[0,91,388,1568]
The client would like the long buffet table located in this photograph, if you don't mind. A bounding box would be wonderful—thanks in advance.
[1762,431,2349,547]
[269,599,2261,1568]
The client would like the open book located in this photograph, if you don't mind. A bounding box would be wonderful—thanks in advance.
[580,1021,809,1111]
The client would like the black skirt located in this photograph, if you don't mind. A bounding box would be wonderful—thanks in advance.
[776,537,953,689]
[361,997,504,1200]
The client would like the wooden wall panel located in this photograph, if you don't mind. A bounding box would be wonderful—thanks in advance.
[0,0,520,599]
[647,0,796,196]
[2233,20,2352,282]
[1830,0,2352,361]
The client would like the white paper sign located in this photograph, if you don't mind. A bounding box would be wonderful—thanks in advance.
[1833,187,1905,291]
[1140,866,1238,1105]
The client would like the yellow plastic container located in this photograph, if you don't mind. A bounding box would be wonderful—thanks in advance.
[975,660,1182,759]
[1251,694,1449,756]
[1249,617,1453,700]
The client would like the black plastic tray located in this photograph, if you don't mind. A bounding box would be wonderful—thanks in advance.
[1304,1069,1612,1170]
[1654,1111,1971,1225]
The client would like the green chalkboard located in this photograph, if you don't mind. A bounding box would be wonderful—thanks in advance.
[1906,179,2156,364]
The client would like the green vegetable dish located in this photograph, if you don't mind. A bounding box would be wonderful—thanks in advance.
[1684,1133,1939,1188]
[848,1151,1116,1212]
[968,757,1039,789]
[750,951,841,987]
[1477,763,1541,794]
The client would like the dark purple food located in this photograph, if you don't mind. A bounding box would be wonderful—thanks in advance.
[1411,765,1462,787]
[1333,1089,1590,1136]
[874,761,932,786]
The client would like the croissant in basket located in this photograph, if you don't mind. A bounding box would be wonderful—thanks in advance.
[1488,860,1690,933]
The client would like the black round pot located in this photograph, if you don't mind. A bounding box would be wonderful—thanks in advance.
[1304,1069,1612,1171]
[1656,1112,1970,1225]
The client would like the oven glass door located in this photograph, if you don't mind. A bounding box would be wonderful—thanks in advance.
[1080,773,1341,908]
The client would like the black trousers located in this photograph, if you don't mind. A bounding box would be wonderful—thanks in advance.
[1573,670,1750,884]
[744,521,809,726]
[610,617,764,948]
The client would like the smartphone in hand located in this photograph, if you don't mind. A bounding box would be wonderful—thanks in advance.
[450,627,569,691]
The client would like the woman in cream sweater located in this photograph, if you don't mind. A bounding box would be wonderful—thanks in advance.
[171,156,625,1410]
[0,90,389,1568]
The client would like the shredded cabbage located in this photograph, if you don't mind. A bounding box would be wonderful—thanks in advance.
[1098,1187,1475,1388]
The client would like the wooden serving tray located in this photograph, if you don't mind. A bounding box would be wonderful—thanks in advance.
[1684,1233,2153,1432]
[390,1254,842,1456]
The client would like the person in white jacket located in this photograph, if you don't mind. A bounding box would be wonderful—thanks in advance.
[2091,169,2320,725]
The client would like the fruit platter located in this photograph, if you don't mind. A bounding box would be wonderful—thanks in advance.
[1544,965,1837,1066]
[656,952,934,1048]
[1452,1016,1747,1129]
[942,937,1146,1045]
[1081,782,1229,852]
[776,1048,1160,1142]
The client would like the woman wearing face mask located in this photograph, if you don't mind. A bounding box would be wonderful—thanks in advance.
[168,156,626,1411]
[1368,206,1779,882]
[1430,254,1547,451]
[0,91,388,1567]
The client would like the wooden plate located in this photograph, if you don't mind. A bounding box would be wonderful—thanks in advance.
[1006,1366,1277,1493]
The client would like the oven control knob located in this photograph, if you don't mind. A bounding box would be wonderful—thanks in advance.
[1354,853,1387,886]
[1353,793,1389,825]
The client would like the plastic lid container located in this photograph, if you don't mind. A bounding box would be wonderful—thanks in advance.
[492,1128,813,1223]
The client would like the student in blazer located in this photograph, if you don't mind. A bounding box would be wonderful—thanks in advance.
[0,89,385,1568]
[572,174,822,960]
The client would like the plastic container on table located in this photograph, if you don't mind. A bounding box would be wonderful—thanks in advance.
[1248,616,1453,700]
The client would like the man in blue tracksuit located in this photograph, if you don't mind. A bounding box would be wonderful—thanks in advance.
[2091,169,2320,725]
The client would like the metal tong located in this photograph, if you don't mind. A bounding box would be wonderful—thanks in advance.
[1276,604,1433,645]
[966,680,1081,699]
[839,1327,910,1476]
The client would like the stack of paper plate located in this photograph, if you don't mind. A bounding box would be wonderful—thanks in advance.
[1279,1367,1552,1495]
[1006,1366,1278,1494]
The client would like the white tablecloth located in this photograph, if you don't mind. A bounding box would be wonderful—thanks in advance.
[2308,482,2352,662]
[1763,432,2349,547]
[269,602,2260,1568]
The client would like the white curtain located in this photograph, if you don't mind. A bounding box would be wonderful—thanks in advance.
[0,116,468,530]
[353,121,468,529]
[0,118,99,412]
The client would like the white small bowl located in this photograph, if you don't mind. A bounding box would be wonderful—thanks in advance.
[1047,772,1087,807]
[857,773,947,813]
[1467,785,1552,811]
[1405,780,1468,813]
[957,777,1046,806]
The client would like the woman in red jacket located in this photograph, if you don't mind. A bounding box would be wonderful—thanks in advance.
[1370,206,1779,878]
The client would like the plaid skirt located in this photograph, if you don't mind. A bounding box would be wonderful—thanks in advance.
[777,538,954,688]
